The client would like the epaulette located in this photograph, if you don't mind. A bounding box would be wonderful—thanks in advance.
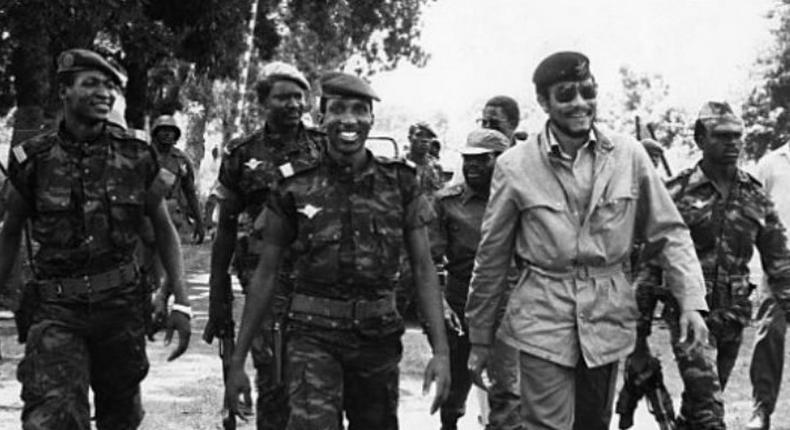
[14,131,58,164]
[436,183,465,200]
[374,155,417,171]
[108,124,149,145]
[664,167,694,196]
[225,129,265,154]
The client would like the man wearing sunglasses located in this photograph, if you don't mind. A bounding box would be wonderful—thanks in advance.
[465,51,709,429]
[480,95,521,145]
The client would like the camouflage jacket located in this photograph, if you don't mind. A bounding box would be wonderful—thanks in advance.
[429,182,488,307]
[217,123,324,238]
[264,151,435,300]
[154,145,195,201]
[413,154,444,198]
[641,163,790,323]
[7,122,162,278]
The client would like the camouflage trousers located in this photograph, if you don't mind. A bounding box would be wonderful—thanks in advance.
[284,324,402,430]
[749,295,787,415]
[17,295,148,430]
[665,299,742,430]
[238,261,290,430]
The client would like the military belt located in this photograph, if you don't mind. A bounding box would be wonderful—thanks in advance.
[36,262,138,300]
[288,293,396,321]
[519,259,625,281]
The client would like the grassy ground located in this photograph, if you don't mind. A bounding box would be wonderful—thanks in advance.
[1,243,789,429]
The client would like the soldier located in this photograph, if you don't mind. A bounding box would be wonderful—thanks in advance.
[430,128,515,430]
[203,62,323,430]
[0,48,191,429]
[746,129,790,430]
[223,72,451,429]
[397,122,445,318]
[465,51,709,430]
[150,115,204,242]
[637,101,790,429]
[480,96,520,145]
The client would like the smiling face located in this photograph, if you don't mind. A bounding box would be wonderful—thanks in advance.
[61,69,117,125]
[538,77,597,139]
[462,152,498,192]
[320,96,374,158]
[699,121,744,167]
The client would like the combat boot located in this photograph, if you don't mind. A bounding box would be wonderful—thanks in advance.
[745,405,770,430]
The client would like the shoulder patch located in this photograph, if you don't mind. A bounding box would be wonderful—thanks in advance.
[12,145,27,163]
[17,130,58,162]
[436,183,464,199]
[374,155,417,171]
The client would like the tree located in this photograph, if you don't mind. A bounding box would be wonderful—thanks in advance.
[742,1,790,160]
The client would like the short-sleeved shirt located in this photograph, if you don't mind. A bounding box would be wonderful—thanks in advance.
[7,122,159,278]
[430,183,489,308]
[262,151,435,300]
[217,123,324,237]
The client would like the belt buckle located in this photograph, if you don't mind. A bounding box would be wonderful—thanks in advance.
[575,265,590,280]
[351,300,360,324]
[56,282,63,297]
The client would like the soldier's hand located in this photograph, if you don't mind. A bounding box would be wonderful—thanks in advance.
[225,362,252,421]
[679,310,708,353]
[193,221,206,245]
[147,292,168,341]
[442,298,463,336]
[164,309,191,361]
[467,344,491,391]
[423,352,451,415]
[203,296,230,344]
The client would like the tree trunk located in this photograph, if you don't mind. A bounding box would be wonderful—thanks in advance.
[10,36,52,145]
[185,108,207,171]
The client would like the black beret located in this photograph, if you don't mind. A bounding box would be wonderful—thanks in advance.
[320,72,380,101]
[532,51,592,89]
[56,48,126,86]
[409,122,437,138]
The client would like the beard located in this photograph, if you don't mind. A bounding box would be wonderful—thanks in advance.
[550,118,593,139]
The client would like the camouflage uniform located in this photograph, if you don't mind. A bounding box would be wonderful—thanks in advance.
[217,123,322,429]
[639,164,790,429]
[430,182,522,430]
[263,151,434,430]
[156,144,197,230]
[8,121,163,430]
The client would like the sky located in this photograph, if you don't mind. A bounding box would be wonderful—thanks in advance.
[370,0,777,144]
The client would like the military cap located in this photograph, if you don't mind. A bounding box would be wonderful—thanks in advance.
[460,128,510,155]
[259,61,310,91]
[409,122,437,138]
[56,48,126,86]
[533,51,592,89]
[320,72,380,101]
[696,101,743,131]
[151,115,181,140]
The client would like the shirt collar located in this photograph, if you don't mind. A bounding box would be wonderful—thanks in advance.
[686,162,752,192]
[545,122,598,160]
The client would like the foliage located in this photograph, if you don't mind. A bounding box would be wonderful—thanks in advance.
[600,65,695,152]
[742,0,790,160]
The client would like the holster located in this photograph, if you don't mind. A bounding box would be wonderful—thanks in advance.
[15,280,40,343]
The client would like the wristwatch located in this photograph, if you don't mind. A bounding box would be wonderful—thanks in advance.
[171,303,193,319]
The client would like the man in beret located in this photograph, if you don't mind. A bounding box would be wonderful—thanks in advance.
[224,72,451,429]
[204,61,323,429]
[0,47,191,429]
[465,51,709,429]
[430,129,521,430]
[636,102,790,429]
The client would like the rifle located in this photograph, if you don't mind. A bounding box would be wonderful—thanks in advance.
[636,116,673,177]
[616,347,676,429]
[216,272,238,430]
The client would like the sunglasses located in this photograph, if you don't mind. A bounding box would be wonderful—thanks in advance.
[477,118,502,129]
[552,81,598,103]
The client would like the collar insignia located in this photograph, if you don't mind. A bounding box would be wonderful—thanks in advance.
[297,204,322,219]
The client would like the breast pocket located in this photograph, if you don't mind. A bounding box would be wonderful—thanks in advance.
[519,200,568,260]
[34,186,76,246]
[590,187,637,251]
[107,188,145,248]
